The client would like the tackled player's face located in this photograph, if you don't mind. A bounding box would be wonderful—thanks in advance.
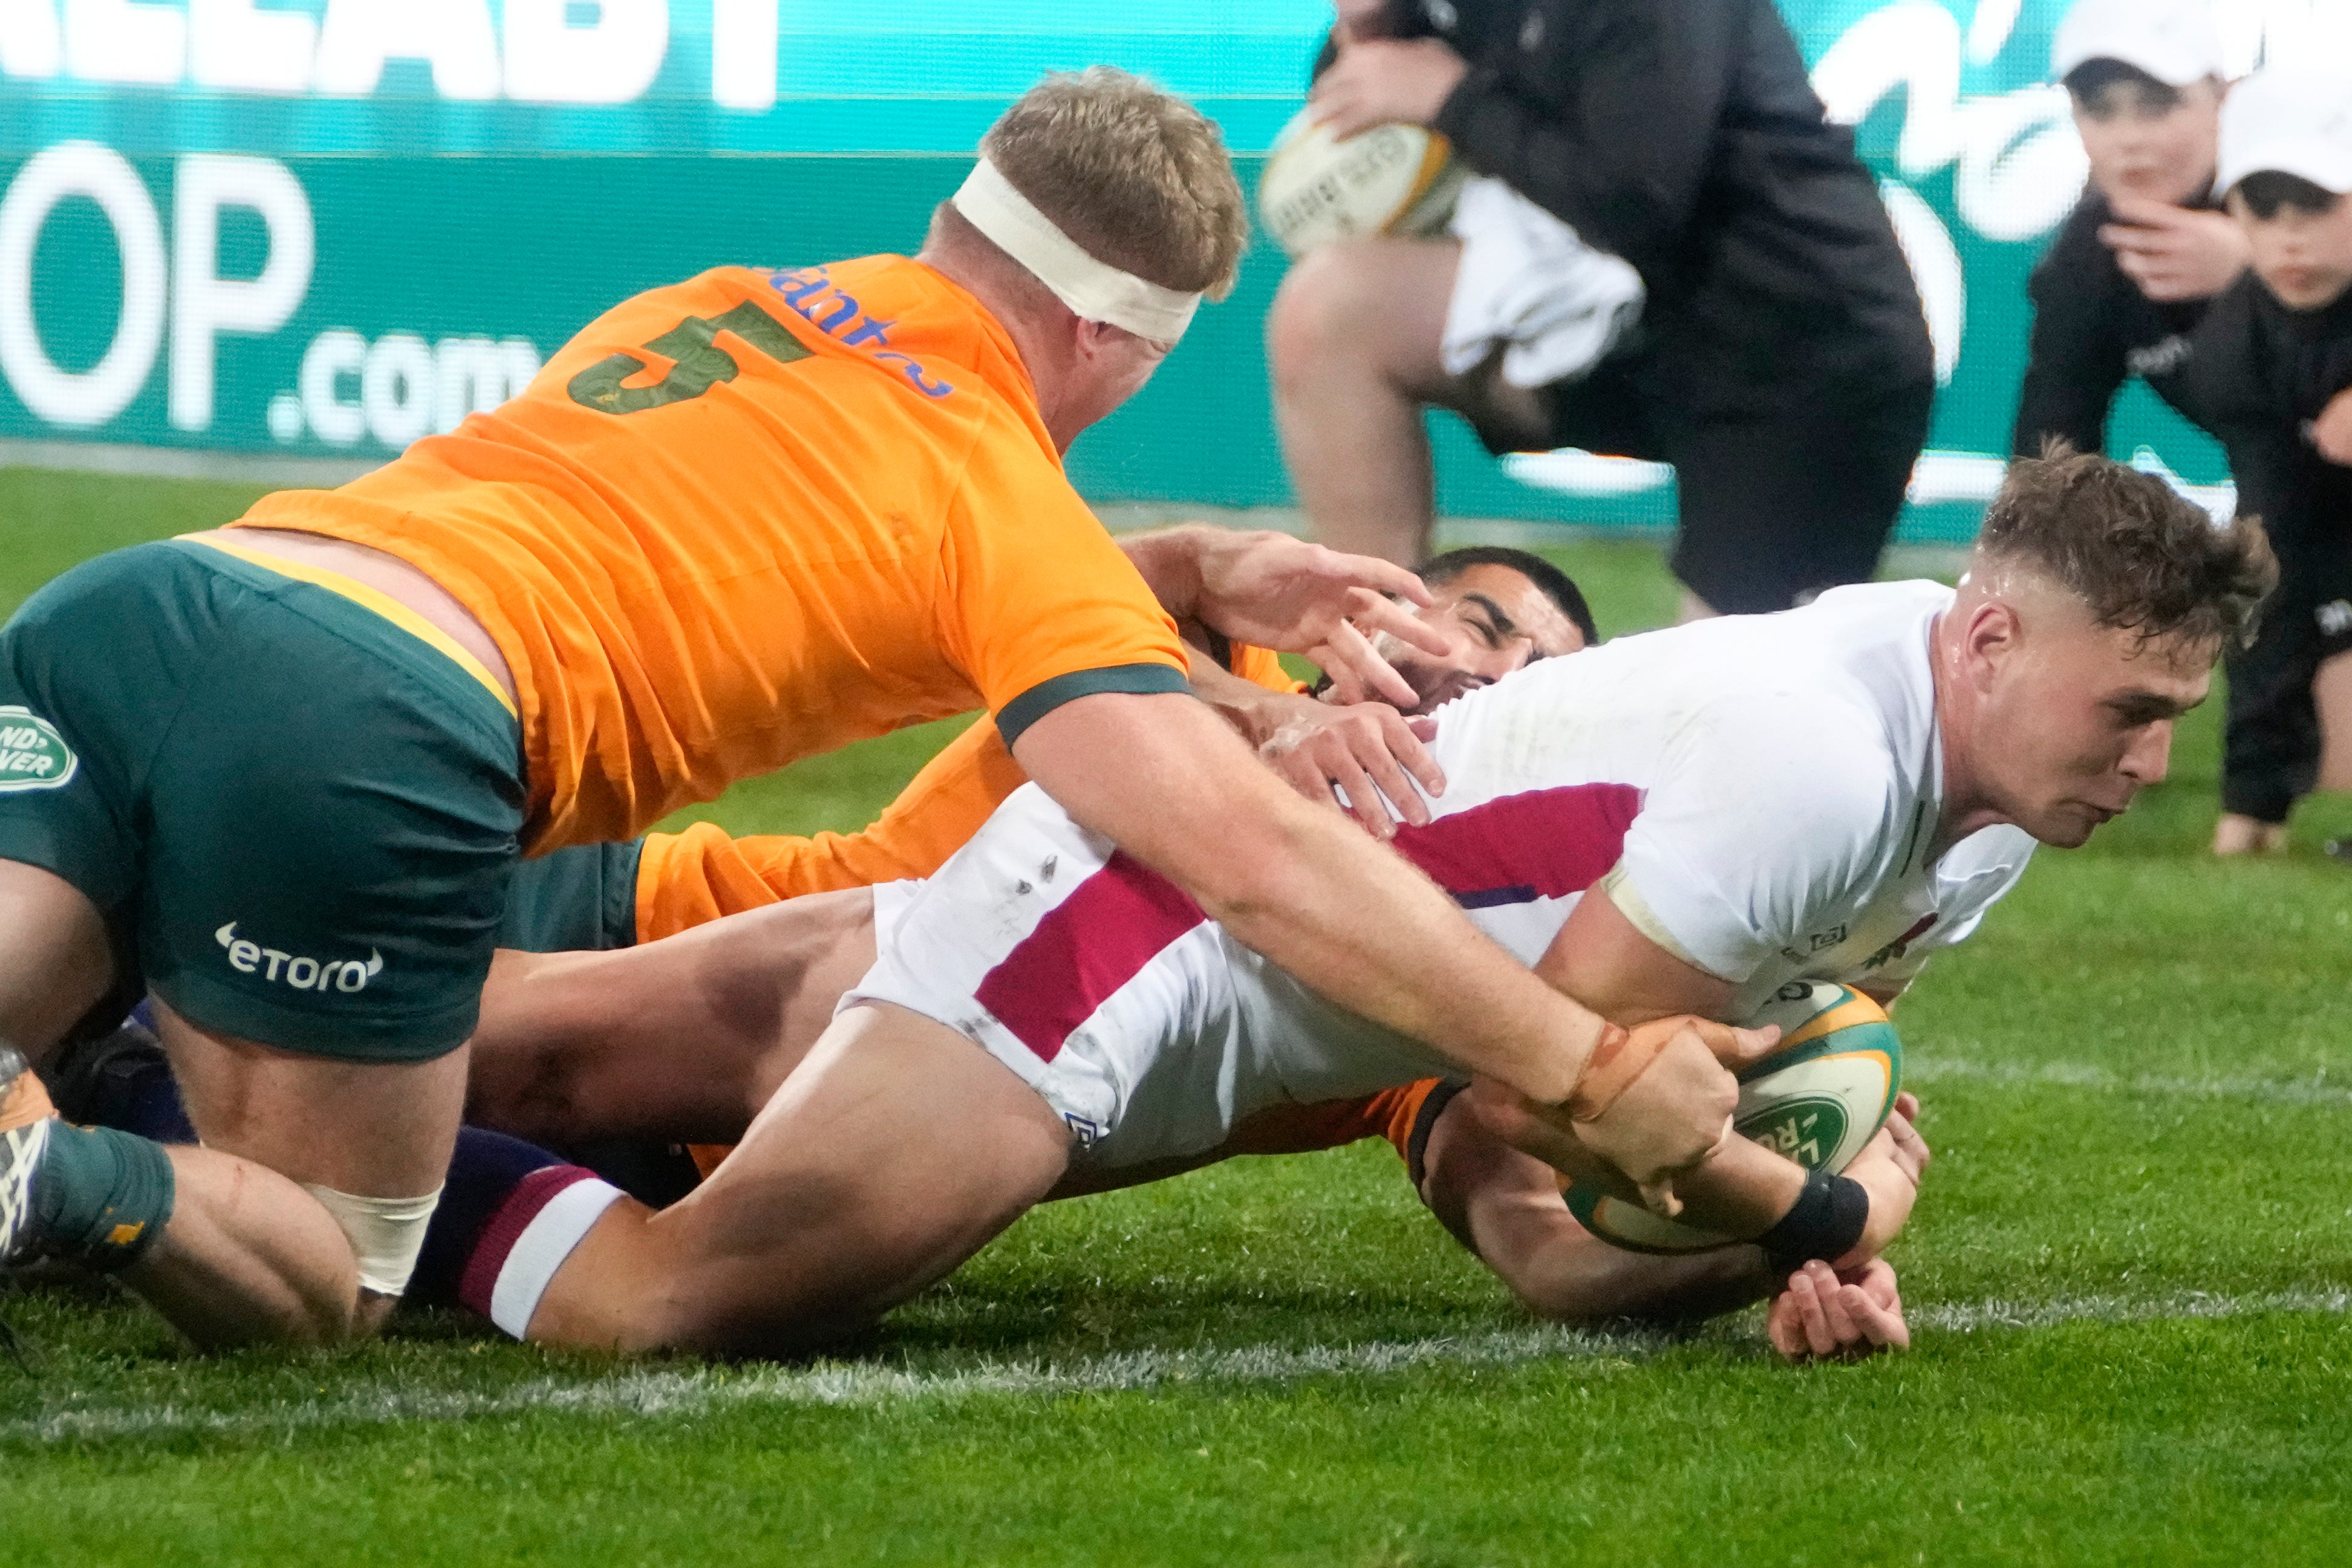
[1363,564,1587,715]
[1974,596,2213,848]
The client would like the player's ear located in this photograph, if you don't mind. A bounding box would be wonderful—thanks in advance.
[1072,317,1119,363]
[1961,599,2023,689]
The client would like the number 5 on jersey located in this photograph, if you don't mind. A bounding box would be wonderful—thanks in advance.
[568,300,812,415]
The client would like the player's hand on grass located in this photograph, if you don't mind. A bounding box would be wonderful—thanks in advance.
[1260,697,1444,838]
[1310,36,1471,139]
[1768,1258,1910,1363]
[2311,388,2352,466]
[1185,531,1450,709]
[2099,197,2250,303]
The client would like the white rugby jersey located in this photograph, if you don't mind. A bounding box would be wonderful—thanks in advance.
[1401,577,2034,1015]
[853,580,2036,1170]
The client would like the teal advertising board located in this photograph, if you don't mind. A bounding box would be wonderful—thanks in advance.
[0,2,2305,539]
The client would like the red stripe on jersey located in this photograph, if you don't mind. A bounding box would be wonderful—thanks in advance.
[1390,782,1642,905]
[976,851,1207,1062]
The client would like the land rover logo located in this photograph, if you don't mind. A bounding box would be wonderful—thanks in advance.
[1737,1095,1849,1171]
[0,708,76,793]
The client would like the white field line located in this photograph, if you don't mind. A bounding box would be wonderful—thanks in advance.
[5,1288,2346,1448]
[1908,1056,2352,1108]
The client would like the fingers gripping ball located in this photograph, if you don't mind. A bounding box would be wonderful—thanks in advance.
[1259,109,1467,259]
[1562,983,1901,1254]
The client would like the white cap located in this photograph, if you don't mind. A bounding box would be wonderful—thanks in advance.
[2218,67,2352,197]
[2051,0,2224,88]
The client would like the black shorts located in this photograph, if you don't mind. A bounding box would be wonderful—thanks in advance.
[2221,510,2352,823]
[1470,357,1935,616]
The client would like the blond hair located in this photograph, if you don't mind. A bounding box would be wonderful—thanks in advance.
[978,67,1249,301]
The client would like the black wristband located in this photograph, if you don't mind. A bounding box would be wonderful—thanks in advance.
[1406,1076,1472,1193]
[1756,1168,1870,1278]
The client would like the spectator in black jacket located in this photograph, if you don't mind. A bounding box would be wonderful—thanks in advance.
[2175,68,2352,856]
[1271,0,1933,619]
[2012,0,2246,459]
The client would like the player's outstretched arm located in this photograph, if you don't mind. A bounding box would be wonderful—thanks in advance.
[1117,526,1451,707]
[1433,1089,1927,1352]
[1418,1087,1778,1326]
[1012,689,1747,1202]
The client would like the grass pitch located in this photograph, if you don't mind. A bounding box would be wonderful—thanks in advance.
[2,467,2348,1566]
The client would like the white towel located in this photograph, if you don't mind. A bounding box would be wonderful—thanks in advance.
[1440,176,1646,389]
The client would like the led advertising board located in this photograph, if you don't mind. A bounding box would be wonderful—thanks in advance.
[0,2,2328,536]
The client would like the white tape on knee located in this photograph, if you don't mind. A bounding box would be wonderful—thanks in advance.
[304,1182,443,1298]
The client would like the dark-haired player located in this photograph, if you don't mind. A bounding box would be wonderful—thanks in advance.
[2013,0,2244,460]
[2175,68,2352,853]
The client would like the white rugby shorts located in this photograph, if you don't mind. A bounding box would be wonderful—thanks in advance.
[843,784,1242,1163]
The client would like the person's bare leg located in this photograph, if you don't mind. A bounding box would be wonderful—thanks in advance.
[135,1000,469,1344]
[467,888,879,1148]
[0,865,415,1345]
[0,859,115,1063]
[2314,649,2352,793]
[1272,238,1555,566]
[525,1002,1070,1355]
[2212,813,2290,855]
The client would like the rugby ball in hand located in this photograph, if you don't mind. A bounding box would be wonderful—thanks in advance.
[1259,108,1468,259]
[1562,982,1902,1255]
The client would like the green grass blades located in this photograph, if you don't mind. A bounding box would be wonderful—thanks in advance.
[2,466,2350,1566]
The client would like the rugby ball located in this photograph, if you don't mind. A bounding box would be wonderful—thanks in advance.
[1562,982,1901,1254]
[1258,108,1468,259]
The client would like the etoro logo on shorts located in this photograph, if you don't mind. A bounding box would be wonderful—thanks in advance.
[0,706,76,792]
[215,923,384,993]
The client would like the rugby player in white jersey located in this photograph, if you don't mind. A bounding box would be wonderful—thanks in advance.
[440,448,2272,1357]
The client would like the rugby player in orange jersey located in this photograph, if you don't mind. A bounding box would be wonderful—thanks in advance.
[0,70,1752,1353]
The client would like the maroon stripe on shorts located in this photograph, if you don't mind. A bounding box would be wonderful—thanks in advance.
[975,851,1207,1063]
[1389,782,1641,906]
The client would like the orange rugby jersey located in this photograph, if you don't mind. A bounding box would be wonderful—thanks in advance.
[233,259,1188,852]
[636,644,1309,940]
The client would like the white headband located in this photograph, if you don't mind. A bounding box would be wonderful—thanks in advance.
[951,157,1202,344]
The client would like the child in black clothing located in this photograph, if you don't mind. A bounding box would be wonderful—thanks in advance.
[2013,0,2245,460]
[2178,68,2352,854]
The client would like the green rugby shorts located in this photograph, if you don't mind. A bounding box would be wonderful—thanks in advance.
[0,539,526,1061]
[497,839,645,953]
